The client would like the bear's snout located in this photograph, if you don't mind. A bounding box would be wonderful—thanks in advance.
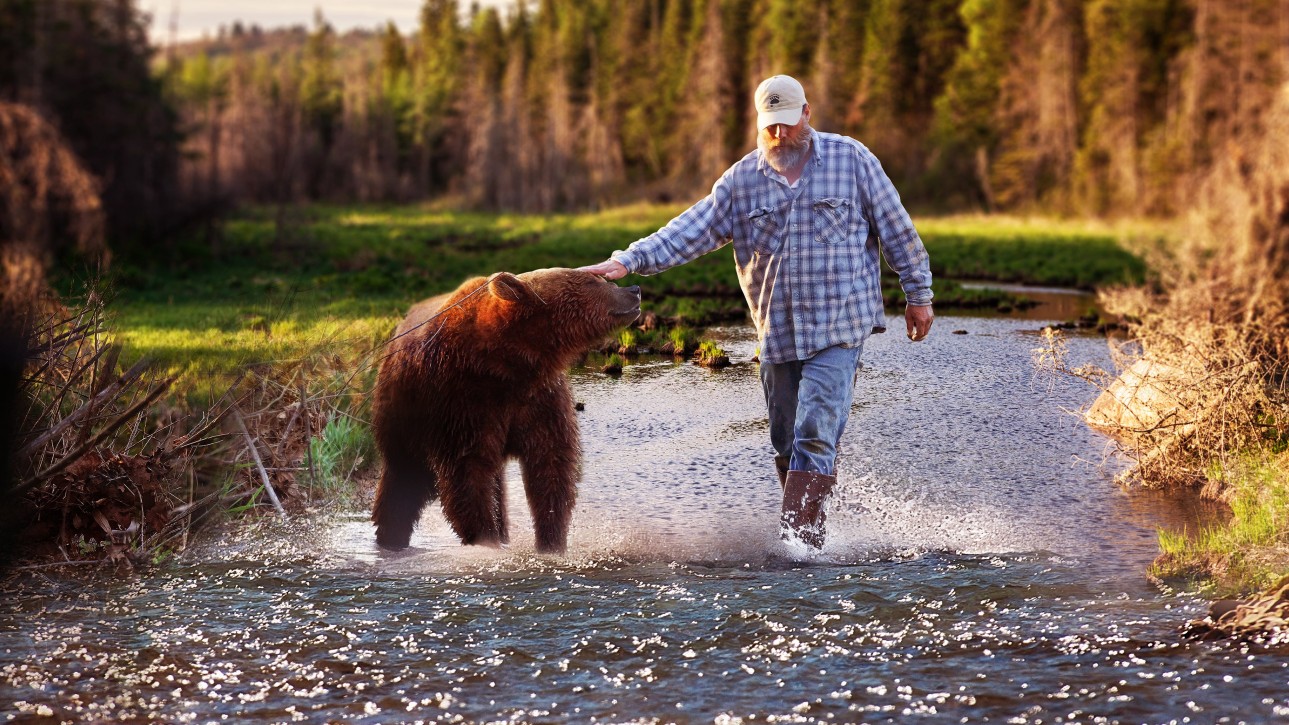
[613,286,642,321]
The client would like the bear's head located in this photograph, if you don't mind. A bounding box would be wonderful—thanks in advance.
[484,268,641,364]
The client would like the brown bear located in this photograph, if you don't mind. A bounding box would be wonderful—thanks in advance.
[371,268,641,554]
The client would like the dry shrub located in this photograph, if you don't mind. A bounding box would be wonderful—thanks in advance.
[216,363,336,516]
[0,102,106,266]
[0,101,372,566]
[7,293,376,566]
[1,103,198,566]
[8,289,212,565]
[1091,83,1289,495]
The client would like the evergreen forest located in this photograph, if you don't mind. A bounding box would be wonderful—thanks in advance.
[6,0,1282,248]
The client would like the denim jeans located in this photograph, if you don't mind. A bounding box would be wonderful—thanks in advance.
[759,343,864,476]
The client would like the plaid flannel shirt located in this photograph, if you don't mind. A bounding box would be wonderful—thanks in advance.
[611,131,934,364]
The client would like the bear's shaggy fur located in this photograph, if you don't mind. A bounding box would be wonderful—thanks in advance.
[371,268,641,553]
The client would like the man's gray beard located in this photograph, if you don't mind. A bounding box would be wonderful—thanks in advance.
[758,126,813,175]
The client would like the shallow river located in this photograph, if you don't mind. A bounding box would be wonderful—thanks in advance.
[3,313,1286,724]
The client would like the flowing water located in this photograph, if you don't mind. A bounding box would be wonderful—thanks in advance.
[3,310,1285,724]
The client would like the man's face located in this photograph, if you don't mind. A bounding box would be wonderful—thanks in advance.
[759,105,811,151]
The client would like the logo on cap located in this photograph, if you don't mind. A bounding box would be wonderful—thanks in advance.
[768,94,780,106]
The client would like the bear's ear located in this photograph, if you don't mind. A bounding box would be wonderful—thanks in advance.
[487,272,536,305]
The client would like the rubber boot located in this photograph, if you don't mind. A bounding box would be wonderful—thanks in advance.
[775,456,790,491]
[781,470,834,549]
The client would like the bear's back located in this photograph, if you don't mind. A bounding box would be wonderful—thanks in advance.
[395,294,449,339]
[393,276,489,340]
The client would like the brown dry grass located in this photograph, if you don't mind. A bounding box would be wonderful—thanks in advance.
[1052,84,1289,499]
[1106,85,1288,495]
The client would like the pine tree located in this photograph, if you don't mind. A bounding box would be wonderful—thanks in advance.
[579,1,626,207]
[672,0,733,192]
[299,10,342,197]
[412,0,464,192]
[991,0,1082,210]
[931,0,1023,209]
[462,6,510,207]
[0,0,180,252]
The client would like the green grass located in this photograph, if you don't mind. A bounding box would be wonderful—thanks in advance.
[617,329,637,354]
[78,203,1158,384]
[601,353,626,375]
[668,327,699,356]
[1151,451,1289,595]
[917,215,1151,289]
[308,413,377,496]
[695,340,730,368]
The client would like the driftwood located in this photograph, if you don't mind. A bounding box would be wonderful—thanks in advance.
[1184,577,1289,641]
[233,407,288,521]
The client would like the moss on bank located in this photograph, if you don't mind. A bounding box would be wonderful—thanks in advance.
[1152,452,1289,596]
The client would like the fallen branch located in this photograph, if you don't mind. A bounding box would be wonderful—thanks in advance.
[16,356,151,459]
[14,560,102,571]
[233,407,288,521]
[14,373,177,495]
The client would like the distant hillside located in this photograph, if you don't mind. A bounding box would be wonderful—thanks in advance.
[160,22,383,66]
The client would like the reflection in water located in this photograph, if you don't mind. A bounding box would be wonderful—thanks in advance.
[1,316,1280,723]
[957,281,1101,322]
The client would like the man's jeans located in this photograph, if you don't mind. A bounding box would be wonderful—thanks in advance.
[759,343,864,476]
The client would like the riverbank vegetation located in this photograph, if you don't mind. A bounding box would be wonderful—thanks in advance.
[1040,87,1289,605]
[1128,92,1289,599]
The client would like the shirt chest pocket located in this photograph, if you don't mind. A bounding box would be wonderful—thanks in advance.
[746,206,783,254]
[813,197,852,245]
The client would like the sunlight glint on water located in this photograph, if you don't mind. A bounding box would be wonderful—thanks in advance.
[2,315,1286,723]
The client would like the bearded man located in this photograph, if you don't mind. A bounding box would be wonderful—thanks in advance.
[579,75,934,549]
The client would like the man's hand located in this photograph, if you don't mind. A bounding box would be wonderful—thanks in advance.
[906,304,934,342]
[577,259,629,280]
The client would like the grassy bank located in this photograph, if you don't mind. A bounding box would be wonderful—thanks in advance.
[1153,452,1289,595]
[96,203,1149,382]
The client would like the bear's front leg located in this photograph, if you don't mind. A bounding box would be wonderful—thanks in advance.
[438,458,509,548]
[513,386,580,554]
[372,447,438,551]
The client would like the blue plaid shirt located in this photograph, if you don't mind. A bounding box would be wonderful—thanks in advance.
[611,131,934,364]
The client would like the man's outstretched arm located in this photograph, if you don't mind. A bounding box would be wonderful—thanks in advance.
[578,169,737,279]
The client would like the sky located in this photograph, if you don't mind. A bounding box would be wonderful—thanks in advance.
[142,1,512,43]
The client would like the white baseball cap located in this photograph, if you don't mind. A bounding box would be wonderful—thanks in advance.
[755,75,807,130]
